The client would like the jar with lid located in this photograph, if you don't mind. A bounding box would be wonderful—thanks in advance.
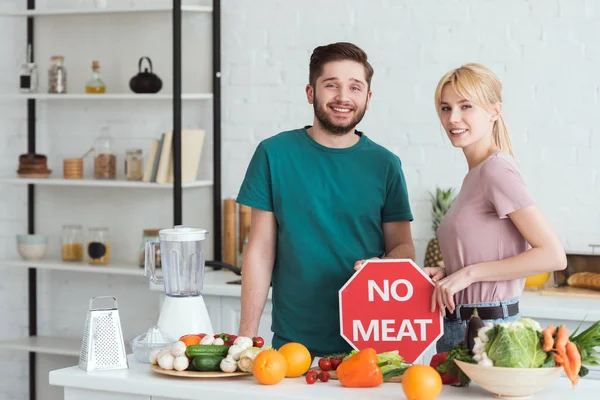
[139,229,161,268]
[20,45,38,93]
[62,224,83,262]
[125,148,143,181]
[48,55,67,94]
[88,227,110,265]
[94,131,116,179]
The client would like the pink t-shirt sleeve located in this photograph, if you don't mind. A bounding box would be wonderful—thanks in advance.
[481,155,534,219]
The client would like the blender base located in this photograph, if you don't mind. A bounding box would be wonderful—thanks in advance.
[157,296,214,340]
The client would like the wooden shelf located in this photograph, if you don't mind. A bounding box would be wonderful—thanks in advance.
[0,93,213,101]
[0,336,80,357]
[1,259,148,277]
[0,5,212,17]
[0,177,213,189]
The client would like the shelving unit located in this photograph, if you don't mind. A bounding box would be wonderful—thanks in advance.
[0,1,222,399]
[0,93,214,100]
[0,177,213,188]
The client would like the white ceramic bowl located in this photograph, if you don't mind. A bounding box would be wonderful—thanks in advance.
[455,360,563,399]
[16,234,48,260]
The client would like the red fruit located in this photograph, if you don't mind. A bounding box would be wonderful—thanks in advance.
[305,370,318,384]
[253,336,265,348]
[429,352,460,385]
[329,357,342,370]
[318,371,330,382]
[318,358,332,371]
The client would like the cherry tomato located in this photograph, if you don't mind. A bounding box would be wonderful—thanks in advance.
[318,358,332,371]
[252,336,265,348]
[305,370,318,384]
[329,357,343,370]
[318,371,330,382]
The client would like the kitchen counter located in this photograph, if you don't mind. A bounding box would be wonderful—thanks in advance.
[49,356,597,400]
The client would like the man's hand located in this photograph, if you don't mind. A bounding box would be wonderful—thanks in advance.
[353,257,380,271]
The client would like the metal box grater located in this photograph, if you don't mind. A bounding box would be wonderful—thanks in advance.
[79,296,129,372]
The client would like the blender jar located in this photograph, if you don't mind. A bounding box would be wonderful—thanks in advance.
[145,226,208,297]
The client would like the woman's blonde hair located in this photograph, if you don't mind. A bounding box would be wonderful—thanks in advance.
[434,63,514,156]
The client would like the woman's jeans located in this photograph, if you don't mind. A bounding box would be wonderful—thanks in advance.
[436,298,521,354]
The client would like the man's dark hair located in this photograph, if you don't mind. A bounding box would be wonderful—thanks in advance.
[309,42,374,89]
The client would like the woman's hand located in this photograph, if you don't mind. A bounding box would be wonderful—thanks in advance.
[430,267,474,315]
[422,267,446,282]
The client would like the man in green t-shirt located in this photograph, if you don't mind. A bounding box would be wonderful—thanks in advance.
[236,42,415,356]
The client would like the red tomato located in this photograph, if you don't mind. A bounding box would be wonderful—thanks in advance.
[318,371,330,382]
[305,370,318,384]
[318,358,332,371]
[329,357,343,370]
[252,336,265,348]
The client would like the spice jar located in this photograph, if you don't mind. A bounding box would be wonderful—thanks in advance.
[125,148,143,181]
[139,229,161,268]
[87,227,110,265]
[48,55,67,94]
[94,133,116,179]
[62,224,83,262]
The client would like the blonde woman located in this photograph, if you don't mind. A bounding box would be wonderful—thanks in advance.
[423,63,567,353]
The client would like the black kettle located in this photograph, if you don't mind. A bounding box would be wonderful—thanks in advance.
[129,57,163,94]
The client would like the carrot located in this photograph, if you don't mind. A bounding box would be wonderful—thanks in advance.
[542,325,557,352]
[554,354,564,366]
[555,325,569,357]
[560,351,575,386]
[566,341,581,386]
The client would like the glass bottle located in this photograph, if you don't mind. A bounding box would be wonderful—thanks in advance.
[139,229,161,268]
[85,60,106,94]
[88,227,110,265]
[48,55,67,94]
[94,129,116,179]
[19,44,38,93]
[62,224,83,262]
[125,148,143,181]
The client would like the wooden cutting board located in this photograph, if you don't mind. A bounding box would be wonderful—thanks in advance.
[539,286,600,299]
[311,367,403,383]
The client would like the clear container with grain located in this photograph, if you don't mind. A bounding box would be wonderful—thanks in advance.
[94,133,116,179]
[125,148,143,181]
[87,227,110,265]
[48,55,67,94]
[62,224,83,262]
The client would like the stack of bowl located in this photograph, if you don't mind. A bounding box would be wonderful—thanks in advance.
[17,153,51,178]
[63,158,84,179]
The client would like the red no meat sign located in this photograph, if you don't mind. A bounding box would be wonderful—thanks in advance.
[338,259,443,364]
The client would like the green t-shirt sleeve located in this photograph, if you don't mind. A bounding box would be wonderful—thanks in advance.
[382,156,413,222]
[236,143,274,212]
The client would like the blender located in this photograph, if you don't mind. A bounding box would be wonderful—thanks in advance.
[145,226,214,340]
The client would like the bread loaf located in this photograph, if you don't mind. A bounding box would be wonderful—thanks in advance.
[567,272,600,291]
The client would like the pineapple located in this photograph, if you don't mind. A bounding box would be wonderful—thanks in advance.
[423,187,455,269]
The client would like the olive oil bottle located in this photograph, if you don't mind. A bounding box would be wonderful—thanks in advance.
[85,60,106,94]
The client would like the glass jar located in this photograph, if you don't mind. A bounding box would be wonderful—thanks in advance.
[62,224,83,262]
[139,229,161,268]
[19,63,38,93]
[48,55,67,94]
[94,131,116,179]
[125,148,143,181]
[88,227,110,265]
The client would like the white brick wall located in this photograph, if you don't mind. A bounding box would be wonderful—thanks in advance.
[1,0,599,398]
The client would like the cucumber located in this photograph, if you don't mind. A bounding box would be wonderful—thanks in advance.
[186,344,231,358]
[192,355,225,372]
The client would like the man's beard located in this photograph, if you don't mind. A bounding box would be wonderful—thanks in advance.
[313,95,367,136]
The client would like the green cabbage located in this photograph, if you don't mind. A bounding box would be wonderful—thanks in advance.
[485,319,547,368]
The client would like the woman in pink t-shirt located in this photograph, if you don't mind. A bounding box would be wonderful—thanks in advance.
[424,63,567,353]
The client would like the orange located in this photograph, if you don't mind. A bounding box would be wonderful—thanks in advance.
[401,365,443,400]
[252,349,288,385]
[178,334,201,347]
[277,342,312,377]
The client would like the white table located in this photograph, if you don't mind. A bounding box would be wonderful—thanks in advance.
[49,355,598,400]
